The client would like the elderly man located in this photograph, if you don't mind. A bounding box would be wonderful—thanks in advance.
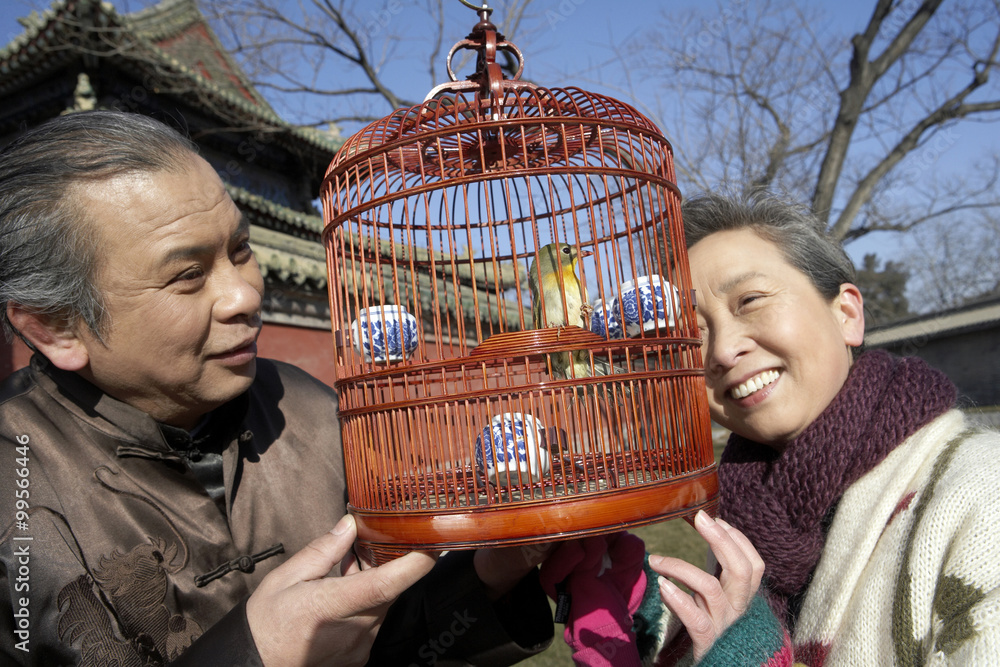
[0,111,553,666]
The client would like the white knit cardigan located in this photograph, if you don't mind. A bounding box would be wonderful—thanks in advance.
[792,409,1000,665]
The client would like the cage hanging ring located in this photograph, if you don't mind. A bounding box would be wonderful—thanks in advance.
[445,37,525,83]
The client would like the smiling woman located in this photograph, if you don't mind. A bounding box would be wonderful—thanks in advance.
[633,190,1000,666]
[688,227,863,447]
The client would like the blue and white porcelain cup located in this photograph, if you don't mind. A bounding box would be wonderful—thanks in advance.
[351,305,419,363]
[475,412,550,486]
[590,298,625,339]
[618,274,678,336]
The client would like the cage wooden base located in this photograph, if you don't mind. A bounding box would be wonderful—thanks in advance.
[351,464,717,565]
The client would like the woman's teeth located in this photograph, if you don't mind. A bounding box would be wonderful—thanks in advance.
[731,370,779,399]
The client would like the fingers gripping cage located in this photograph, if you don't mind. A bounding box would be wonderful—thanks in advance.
[320,11,716,564]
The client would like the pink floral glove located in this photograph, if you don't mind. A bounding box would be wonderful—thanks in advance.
[539,532,647,667]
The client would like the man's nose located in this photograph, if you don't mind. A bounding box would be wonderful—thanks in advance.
[216,261,264,322]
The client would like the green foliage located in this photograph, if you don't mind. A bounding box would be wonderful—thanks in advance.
[855,253,910,327]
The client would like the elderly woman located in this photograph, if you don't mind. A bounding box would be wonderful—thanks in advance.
[644,190,1000,665]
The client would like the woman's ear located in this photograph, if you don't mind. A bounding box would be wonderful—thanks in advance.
[6,303,91,371]
[835,283,865,347]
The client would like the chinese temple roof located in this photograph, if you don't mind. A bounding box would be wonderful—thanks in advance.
[0,0,521,332]
[0,0,342,155]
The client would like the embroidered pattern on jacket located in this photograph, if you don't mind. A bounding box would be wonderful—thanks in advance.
[58,537,203,664]
[54,466,203,664]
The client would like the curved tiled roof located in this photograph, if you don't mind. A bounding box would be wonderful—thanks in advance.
[0,0,342,155]
[0,3,80,92]
[226,183,324,240]
[127,0,268,106]
[255,245,328,291]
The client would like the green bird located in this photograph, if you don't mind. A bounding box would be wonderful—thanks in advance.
[528,243,591,379]
[528,243,634,466]
[528,242,628,383]
[528,242,592,380]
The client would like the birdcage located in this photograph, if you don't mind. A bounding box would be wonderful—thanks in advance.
[320,5,716,564]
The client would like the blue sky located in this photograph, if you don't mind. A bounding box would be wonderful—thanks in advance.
[2,0,993,267]
[0,0,908,121]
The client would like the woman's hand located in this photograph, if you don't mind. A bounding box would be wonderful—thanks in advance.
[648,510,765,662]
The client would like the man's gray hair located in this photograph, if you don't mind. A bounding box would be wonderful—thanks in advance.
[680,189,856,300]
[0,110,198,342]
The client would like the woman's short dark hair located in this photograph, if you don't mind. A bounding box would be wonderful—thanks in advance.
[0,110,198,342]
[681,189,856,300]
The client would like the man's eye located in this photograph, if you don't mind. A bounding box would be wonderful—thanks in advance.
[174,267,204,283]
[233,240,253,260]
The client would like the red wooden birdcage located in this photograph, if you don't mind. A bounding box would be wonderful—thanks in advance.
[320,5,716,564]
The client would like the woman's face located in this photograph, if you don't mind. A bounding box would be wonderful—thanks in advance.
[688,229,864,449]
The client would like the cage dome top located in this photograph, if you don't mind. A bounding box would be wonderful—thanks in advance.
[325,3,670,188]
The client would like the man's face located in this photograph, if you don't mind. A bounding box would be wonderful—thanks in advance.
[72,152,264,429]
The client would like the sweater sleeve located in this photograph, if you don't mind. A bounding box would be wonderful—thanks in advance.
[366,550,554,666]
[654,595,791,667]
[923,583,1000,665]
[697,596,791,667]
[897,431,1000,664]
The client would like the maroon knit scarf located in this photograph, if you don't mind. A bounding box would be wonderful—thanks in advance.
[717,350,956,627]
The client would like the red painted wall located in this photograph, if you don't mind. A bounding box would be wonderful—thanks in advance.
[0,323,338,388]
[256,323,339,388]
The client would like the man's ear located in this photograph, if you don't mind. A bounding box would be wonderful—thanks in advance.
[6,303,90,371]
[836,283,865,347]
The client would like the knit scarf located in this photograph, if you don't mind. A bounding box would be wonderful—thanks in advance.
[717,350,956,627]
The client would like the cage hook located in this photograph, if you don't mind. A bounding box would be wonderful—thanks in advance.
[457,0,492,15]
[424,0,526,117]
[459,0,494,33]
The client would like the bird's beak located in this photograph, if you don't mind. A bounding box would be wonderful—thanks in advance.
[579,249,594,259]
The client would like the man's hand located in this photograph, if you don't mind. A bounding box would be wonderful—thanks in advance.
[246,514,438,667]
[473,540,556,600]
[648,510,765,662]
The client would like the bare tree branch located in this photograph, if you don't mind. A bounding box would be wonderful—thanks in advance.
[616,0,1000,249]
[202,0,539,132]
[812,0,946,222]
[831,25,1000,237]
[903,204,1000,309]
